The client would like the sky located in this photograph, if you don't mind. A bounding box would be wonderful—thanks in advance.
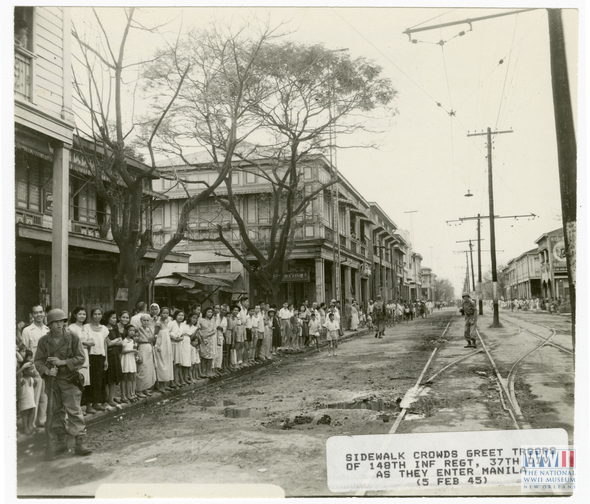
[64,3,581,296]
[4,1,584,297]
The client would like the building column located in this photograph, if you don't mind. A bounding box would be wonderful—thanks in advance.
[315,258,325,305]
[354,268,361,303]
[344,265,352,303]
[51,142,70,313]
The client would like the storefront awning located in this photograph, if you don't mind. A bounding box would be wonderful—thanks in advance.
[154,271,247,294]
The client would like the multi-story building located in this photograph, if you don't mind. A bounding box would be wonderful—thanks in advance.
[14,7,187,319]
[535,227,569,301]
[420,267,436,300]
[152,152,421,307]
[503,249,541,300]
[409,252,423,300]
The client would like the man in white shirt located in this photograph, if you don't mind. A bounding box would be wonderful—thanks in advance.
[21,304,49,427]
[278,301,292,349]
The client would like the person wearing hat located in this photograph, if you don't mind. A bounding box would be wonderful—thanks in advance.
[34,308,92,460]
[373,295,386,339]
[460,293,478,348]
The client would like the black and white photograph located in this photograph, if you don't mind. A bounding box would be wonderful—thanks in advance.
[5,1,585,500]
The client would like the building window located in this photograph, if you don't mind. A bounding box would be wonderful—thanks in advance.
[15,151,51,213]
[189,261,231,274]
[246,194,256,223]
[232,172,239,185]
[71,177,97,223]
[304,167,312,179]
[258,194,270,224]
[305,226,314,237]
[245,171,257,184]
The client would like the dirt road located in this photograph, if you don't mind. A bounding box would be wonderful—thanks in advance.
[17,308,574,497]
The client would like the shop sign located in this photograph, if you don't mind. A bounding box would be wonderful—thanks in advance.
[551,236,566,264]
[115,288,129,301]
[43,189,53,214]
[360,263,372,277]
[283,267,310,283]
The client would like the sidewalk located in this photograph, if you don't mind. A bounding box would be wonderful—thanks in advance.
[17,326,370,441]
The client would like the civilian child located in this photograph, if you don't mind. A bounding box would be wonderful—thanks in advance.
[120,324,139,403]
[323,311,340,357]
[254,305,264,361]
[308,312,321,352]
[17,348,37,434]
[245,307,255,363]
[186,312,202,382]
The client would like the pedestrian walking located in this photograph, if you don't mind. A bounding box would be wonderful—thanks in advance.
[460,293,478,348]
[34,308,92,460]
[373,295,386,338]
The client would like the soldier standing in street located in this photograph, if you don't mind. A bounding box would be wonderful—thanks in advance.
[460,293,478,348]
[34,309,92,460]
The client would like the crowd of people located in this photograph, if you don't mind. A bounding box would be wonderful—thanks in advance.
[16,296,373,448]
[500,297,565,313]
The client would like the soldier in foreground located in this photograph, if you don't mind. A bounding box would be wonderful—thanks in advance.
[34,309,92,460]
[460,293,478,348]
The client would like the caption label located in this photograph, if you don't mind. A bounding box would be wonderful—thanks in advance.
[326,428,569,493]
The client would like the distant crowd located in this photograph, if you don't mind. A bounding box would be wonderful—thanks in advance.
[500,297,565,313]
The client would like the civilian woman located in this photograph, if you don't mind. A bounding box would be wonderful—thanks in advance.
[84,307,109,414]
[154,307,174,392]
[103,310,123,409]
[197,307,216,377]
[136,314,156,397]
[67,307,92,411]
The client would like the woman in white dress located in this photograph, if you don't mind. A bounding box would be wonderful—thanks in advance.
[154,307,174,392]
[67,306,92,411]
[84,308,110,414]
[350,302,359,331]
[169,310,187,387]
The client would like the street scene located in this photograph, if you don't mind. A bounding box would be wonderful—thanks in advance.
[11,4,580,500]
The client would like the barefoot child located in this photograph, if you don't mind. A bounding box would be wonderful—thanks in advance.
[120,324,139,403]
[308,312,321,352]
[323,311,340,357]
[17,348,37,434]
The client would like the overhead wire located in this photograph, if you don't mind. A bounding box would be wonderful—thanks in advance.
[494,13,520,130]
[331,9,452,115]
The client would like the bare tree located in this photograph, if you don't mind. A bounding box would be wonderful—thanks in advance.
[146,38,397,303]
[71,8,238,310]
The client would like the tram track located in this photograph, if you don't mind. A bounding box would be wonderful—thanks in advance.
[499,315,573,356]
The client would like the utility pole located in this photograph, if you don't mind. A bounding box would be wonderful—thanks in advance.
[456,238,479,299]
[449,212,534,321]
[467,128,513,327]
[458,236,483,314]
[548,9,576,353]
[477,215,483,315]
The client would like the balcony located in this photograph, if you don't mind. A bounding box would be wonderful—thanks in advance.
[14,48,33,102]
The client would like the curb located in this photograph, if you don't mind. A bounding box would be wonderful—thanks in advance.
[83,327,371,428]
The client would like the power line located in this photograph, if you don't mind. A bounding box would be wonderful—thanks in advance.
[494,13,520,130]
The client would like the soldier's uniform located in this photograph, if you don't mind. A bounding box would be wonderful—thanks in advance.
[461,294,478,348]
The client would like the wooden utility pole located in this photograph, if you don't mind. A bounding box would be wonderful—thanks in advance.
[547,9,576,352]
[477,215,483,315]
[467,128,513,327]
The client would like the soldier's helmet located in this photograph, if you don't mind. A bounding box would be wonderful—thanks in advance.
[462,293,470,299]
[47,308,68,325]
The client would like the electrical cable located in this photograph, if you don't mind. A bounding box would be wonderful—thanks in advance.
[494,13,520,130]
[331,9,451,115]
